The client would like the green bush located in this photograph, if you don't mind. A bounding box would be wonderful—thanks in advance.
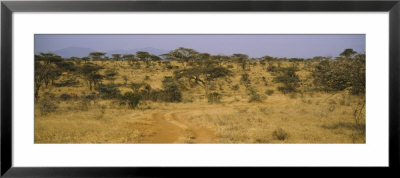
[122,92,142,109]
[273,66,300,93]
[55,61,76,72]
[139,77,183,103]
[96,84,121,99]
[162,82,182,102]
[312,52,365,95]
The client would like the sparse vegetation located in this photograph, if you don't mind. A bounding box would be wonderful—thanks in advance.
[272,128,289,141]
[265,89,274,96]
[207,92,222,103]
[35,48,365,144]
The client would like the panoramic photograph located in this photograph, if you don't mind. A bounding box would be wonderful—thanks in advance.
[34,34,366,144]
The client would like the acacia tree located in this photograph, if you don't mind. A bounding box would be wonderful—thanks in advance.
[313,49,365,94]
[195,53,214,67]
[34,61,52,101]
[259,59,267,70]
[69,56,80,64]
[232,53,249,70]
[37,52,63,64]
[174,66,232,96]
[89,52,106,63]
[162,47,199,67]
[212,55,230,66]
[46,67,62,86]
[122,54,135,64]
[136,51,152,67]
[150,55,161,61]
[80,63,104,90]
[261,55,277,62]
[136,51,150,61]
[34,53,65,101]
[349,53,366,94]
[273,66,300,93]
[81,57,90,63]
[111,54,122,61]
[340,48,357,58]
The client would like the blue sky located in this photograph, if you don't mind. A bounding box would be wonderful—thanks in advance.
[35,34,365,58]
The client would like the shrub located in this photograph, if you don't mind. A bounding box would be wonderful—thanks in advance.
[104,68,118,80]
[96,84,121,99]
[162,82,182,102]
[122,75,128,86]
[262,76,268,86]
[267,64,278,73]
[265,89,274,96]
[207,92,222,103]
[122,92,142,109]
[139,84,152,100]
[312,53,365,94]
[38,97,58,114]
[232,84,239,91]
[248,93,264,103]
[60,93,71,101]
[79,63,103,90]
[162,76,174,85]
[84,92,97,100]
[54,78,80,87]
[272,128,289,141]
[143,77,183,103]
[274,66,300,93]
[240,73,251,87]
[55,61,76,72]
[130,82,144,92]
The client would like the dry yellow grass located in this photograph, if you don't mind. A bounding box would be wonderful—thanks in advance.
[35,60,365,144]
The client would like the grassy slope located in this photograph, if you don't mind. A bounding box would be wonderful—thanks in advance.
[35,60,365,143]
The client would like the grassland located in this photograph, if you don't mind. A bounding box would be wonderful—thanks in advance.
[35,54,366,144]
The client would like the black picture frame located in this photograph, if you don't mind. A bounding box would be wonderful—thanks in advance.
[1,0,399,177]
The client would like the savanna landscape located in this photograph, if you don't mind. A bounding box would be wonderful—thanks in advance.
[34,35,366,144]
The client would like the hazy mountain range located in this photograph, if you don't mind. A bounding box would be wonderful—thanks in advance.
[35,47,169,58]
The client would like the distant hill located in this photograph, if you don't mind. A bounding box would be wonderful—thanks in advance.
[52,47,96,58]
[35,47,169,58]
[107,47,168,57]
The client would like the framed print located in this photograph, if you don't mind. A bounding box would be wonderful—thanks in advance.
[1,0,399,177]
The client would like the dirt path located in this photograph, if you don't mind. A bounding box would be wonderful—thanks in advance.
[139,112,183,143]
[169,112,217,143]
[138,111,217,143]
